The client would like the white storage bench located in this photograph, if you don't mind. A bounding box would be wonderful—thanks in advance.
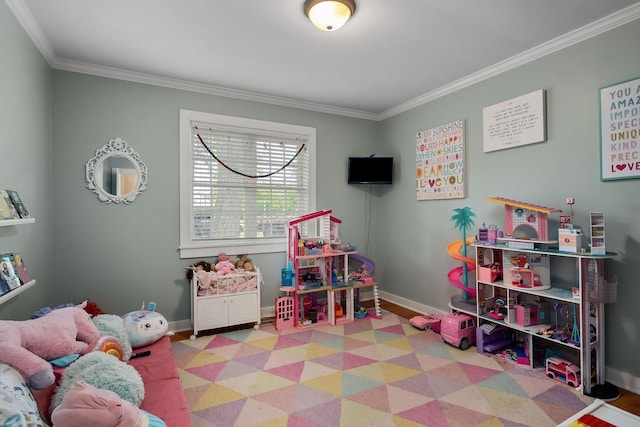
[190,268,261,340]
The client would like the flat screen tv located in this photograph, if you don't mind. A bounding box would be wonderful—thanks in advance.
[347,156,393,184]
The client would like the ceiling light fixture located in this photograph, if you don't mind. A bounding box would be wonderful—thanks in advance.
[303,0,356,32]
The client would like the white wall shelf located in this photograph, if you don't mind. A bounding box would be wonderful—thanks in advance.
[0,218,35,226]
[0,216,36,305]
[0,280,36,305]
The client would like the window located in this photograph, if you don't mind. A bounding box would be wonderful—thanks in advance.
[179,110,316,258]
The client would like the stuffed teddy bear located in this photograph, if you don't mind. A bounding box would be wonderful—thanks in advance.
[0,302,101,389]
[51,381,166,427]
[215,252,235,275]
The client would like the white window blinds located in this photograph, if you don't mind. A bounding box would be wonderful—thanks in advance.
[179,110,315,257]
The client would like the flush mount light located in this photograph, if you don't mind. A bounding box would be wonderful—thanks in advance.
[303,0,357,32]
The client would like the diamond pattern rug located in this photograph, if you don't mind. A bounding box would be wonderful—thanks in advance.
[172,312,593,426]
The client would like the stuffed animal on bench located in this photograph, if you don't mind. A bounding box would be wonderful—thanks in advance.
[0,302,101,389]
[51,381,166,427]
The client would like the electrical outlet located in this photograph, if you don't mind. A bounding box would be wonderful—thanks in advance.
[566,197,575,205]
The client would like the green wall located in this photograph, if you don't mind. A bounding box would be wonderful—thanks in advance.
[50,72,379,322]
[0,1,53,319]
[377,20,640,383]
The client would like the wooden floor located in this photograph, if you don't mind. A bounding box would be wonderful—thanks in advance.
[173,299,640,417]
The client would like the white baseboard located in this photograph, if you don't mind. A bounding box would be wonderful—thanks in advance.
[169,319,192,333]
[607,367,640,395]
[376,289,448,316]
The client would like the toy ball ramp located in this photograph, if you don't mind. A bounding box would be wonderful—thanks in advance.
[447,238,476,298]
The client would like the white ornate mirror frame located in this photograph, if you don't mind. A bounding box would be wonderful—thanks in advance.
[86,137,148,204]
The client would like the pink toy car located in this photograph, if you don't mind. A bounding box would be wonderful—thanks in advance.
[546,356,581,388]
[409,314,444,333]
[440,312,476,350]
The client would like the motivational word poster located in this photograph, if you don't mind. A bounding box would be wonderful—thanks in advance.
[483,89,546,152]
[600,76,640,181]
[416,120,465,201]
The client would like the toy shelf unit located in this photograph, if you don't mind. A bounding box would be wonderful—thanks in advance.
[473,242,618,397]
[189,268,261,340]
[279,210,379,330]
[0,218,36,306]
[590,212,606,255]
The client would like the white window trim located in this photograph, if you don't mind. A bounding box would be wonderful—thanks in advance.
[179,109,316,258]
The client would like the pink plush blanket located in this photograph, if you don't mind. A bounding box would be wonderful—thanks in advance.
[196,271,258,296]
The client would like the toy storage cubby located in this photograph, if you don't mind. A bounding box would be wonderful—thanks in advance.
[473,242,617,397]
[279,210,380,329]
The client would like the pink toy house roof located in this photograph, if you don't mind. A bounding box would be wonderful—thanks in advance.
[288,210,342,225]
[485,197,563,214]
[288,209,333,225]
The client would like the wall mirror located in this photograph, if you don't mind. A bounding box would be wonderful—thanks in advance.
[86,137,148,204]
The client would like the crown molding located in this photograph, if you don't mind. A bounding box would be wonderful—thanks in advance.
[50,57,378,121]
[379,3,640,120]
[8,0,640,122]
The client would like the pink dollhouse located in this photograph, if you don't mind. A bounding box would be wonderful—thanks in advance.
[486,197,562,243]
[275,209,381,330]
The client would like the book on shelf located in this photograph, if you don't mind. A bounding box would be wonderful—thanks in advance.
[6,190,30,219]
[12,252,30,285]
[0,190,20,220]
[0,253,22,291]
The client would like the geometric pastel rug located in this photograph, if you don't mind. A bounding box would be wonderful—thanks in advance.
[172,311,594,426]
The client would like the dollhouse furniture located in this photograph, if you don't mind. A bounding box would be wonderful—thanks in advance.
[189,268,261,340]
[277,210,381,330]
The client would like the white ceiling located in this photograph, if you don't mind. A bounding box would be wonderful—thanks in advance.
[8,0,640,120]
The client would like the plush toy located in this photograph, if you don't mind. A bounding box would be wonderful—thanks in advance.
[93,314,133,362]
[121,310,170,349]
[50,352,145,413]
[215,252,235,275]
[0,302,101,389]
[51,381,168,427]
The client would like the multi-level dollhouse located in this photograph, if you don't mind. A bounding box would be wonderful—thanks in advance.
[275,209,381,330]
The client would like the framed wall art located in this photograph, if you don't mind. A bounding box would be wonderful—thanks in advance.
[483,89,546,153]
[600,76,640,181]
[416,120,465,201]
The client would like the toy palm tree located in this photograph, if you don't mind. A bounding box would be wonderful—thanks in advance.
[450,207,476,302]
